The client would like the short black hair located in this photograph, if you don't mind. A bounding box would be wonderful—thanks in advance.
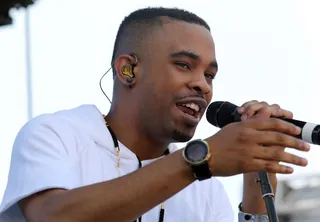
[111,7,211,76]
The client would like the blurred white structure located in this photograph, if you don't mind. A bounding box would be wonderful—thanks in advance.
[276,174,320,222]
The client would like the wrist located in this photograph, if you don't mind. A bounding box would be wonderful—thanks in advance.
[182,139,212,181]
[238,203,269,221]
[242,173,277,214]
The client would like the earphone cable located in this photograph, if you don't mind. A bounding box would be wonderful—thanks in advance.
[99,67,113,104]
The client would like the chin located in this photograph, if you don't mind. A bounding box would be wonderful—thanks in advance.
[171,129,195,142]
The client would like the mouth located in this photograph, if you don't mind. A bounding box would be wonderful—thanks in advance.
[175,98,207,124]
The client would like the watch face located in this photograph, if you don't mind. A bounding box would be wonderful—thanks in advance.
[185,140,209,163]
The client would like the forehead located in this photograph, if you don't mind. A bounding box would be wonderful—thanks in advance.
[150,21,216,61]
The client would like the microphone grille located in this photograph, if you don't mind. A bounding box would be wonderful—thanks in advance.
[206,101,225,127]
[206,101,238,128]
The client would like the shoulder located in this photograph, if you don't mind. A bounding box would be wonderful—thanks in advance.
[23,104,103,131]
[0,104,103,220]
[15,104,104,146]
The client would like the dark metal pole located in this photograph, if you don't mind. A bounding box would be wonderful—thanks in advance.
[257,172,279,222]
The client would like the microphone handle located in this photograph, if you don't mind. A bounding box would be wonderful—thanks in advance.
[282,118,320,145]
[230,109,320,145]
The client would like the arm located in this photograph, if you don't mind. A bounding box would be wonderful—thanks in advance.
[1,116,195,222]
[238,101,293,215]
[20,149,194,222]
[241,173,277,214]
[3,110,308,222]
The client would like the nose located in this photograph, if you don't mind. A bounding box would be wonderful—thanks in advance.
[188,74,211,95]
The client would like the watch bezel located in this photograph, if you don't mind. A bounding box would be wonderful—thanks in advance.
[183,139,211,165]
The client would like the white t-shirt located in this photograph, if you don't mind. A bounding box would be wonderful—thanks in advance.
[0,105,234,222]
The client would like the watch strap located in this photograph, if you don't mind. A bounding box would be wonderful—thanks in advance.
[191,161,211,181]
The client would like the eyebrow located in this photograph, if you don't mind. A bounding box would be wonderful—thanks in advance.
[169,50,218,71]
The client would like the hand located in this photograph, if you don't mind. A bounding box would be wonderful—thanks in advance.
[237,100,293,121]
[205,117,310,177]
[234,100,297,213]
[238,100,294,161]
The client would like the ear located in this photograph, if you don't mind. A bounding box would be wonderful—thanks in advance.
[114,54,138,87]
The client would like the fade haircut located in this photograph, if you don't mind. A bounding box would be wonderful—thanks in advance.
[111,7,211,76]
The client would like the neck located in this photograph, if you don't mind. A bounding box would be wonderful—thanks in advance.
[105,105,169,160]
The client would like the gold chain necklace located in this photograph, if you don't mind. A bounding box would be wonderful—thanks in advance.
[103,116,165,222]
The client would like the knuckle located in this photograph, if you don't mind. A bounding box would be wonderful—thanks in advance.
[271,149,282,160]
[260,101,269,106]
[246,107,255,114]
[271,103,280,109]
[261,106,270,112]
[271,118,284,128]
[242,100,258,107]
[275,133,286,144]
[237,129,252,143]
[264,162,275,172]
[260,107,273,116]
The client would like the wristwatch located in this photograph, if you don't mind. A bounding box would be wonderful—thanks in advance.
[238,212,269,222]
[182,139,212,181]
[238,203,269,221]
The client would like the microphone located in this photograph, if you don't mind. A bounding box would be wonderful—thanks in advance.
[206,102,287,221]
[206,101,320,145]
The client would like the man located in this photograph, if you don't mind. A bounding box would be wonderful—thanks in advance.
[0,7,309,222]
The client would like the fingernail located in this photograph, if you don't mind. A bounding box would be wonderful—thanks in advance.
[241,114,247,121]
[304,142,310,151]
[286,167,294,173]
[295,126,301,134]
[238,107,244,113]
[301,158,308,166]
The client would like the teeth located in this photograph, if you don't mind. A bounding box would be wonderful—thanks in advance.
[182,103,200,112]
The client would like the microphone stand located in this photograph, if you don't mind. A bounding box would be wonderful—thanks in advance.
[256,172,279,222]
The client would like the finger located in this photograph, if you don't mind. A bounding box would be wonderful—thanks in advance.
[240,100,259,110]
[252,106,273,119]
[255,145,308,166]
[251,159,294,174]
[238,100,259,115]
[254,130,310,151]
[271,108,294,119]
[246,118,301,135]
[261,145,286,152]
[260,145,285,164]
[253,103,280,119]
[242,101,269,120]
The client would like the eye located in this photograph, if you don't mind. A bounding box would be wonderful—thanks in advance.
[175,62,191,70]
[205,72,216,80]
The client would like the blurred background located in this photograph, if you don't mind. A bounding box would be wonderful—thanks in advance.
[1,0,320,221]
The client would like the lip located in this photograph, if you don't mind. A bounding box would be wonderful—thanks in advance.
[175,97,208,114]
[174,96,208,126]
[174,104,201,126]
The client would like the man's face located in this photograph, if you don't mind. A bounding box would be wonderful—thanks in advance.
[137,21,217,142]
